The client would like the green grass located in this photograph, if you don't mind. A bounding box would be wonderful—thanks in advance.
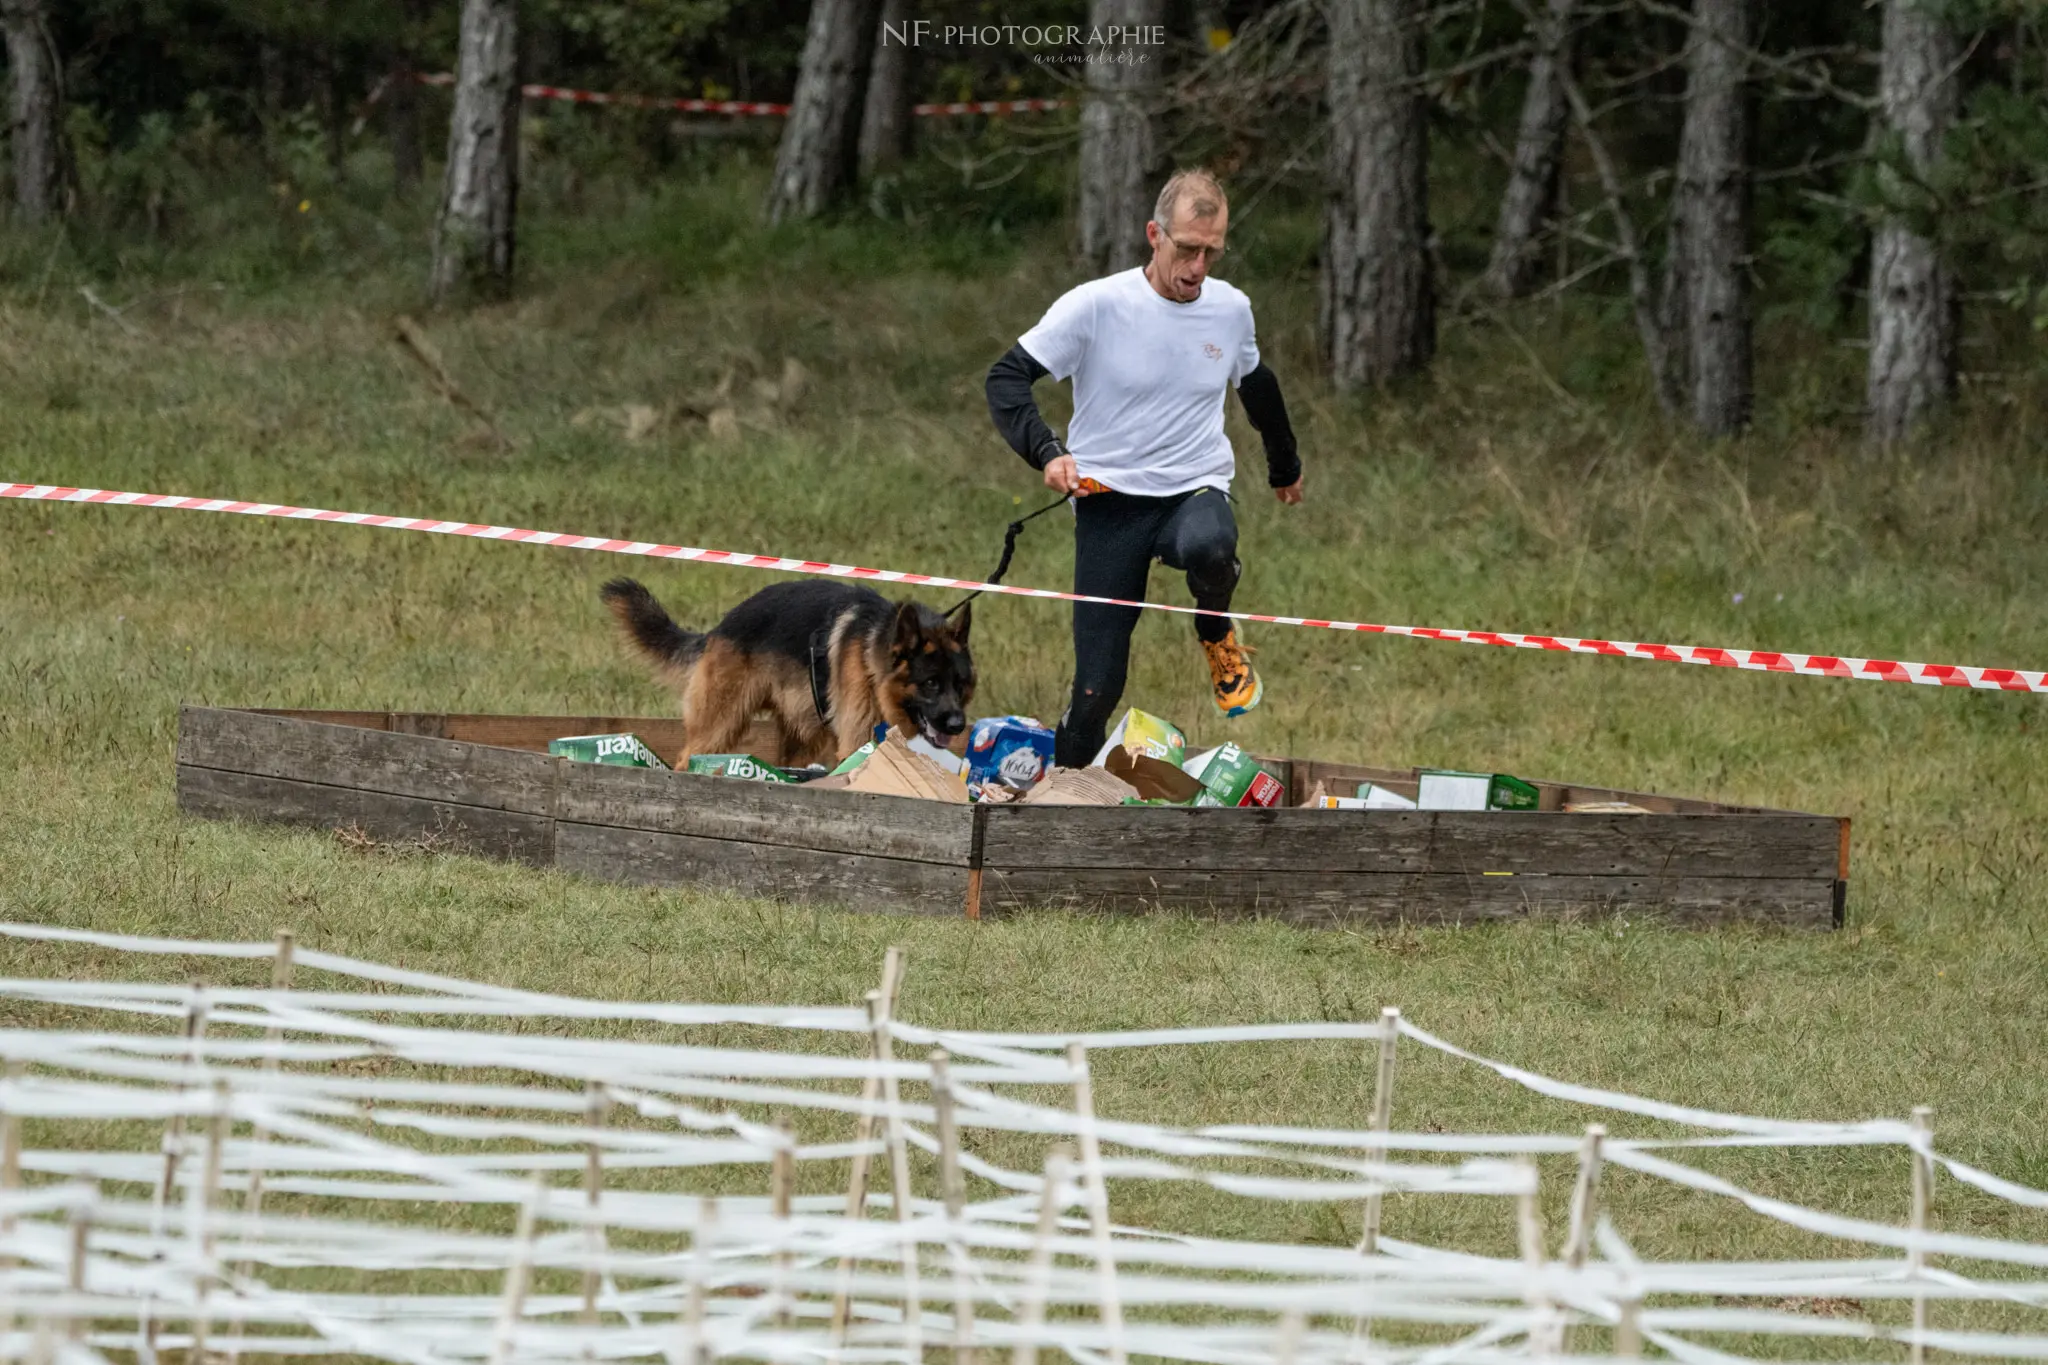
[4,162,2048,1345]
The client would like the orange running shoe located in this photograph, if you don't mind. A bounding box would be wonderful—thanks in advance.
[1201,628,1263,717]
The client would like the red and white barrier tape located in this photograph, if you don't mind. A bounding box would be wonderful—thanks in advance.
[7,482,2043,693]
[416,72,1068,118]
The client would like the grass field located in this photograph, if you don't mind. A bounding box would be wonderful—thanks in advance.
[4,161,2048,1340]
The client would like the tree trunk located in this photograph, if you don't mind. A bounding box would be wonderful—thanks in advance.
[1077,0,1163,273]
[1321,0,1435,389]
[858,0,913,176]
[2,0,64,226]
[1867,0,1959,446]
[430,0,521,303]
[1672,0,1752,436]
[1564,72,1682,414]
[765,0,883,224]
[258,41,289,123]
[388,48,423,194]
[319,48,347,175]
[1480,0,1577,299]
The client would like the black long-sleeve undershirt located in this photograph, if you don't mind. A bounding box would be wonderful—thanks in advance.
[984,344,1067,471]
[983,343,1302,488]
[1237,363,1300,488]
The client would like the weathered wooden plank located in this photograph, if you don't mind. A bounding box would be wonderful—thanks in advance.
[555,822,971,916]
[980,807,1840,878]
[981,867,1837,929]
[554,763,974,864]
[175,765,555,866]
[248,708,396,731]
[251,710,782,766]
[180,707,558,815]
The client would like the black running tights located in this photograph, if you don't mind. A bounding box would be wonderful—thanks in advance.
[1053,487,1239,769]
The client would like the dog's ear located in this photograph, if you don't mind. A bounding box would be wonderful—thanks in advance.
[893,601,924,657]
[948,603,971,649]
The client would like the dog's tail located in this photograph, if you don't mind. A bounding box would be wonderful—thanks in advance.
[600,578,706,681]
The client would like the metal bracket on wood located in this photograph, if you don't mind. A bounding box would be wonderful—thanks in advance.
[964,805,989,921]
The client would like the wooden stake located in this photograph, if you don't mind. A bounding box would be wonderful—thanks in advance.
[930,1049,976,1365]
[190,1081,232,1364]
[1614,1293,1641,1360]
[489,1178,546,1365]
[1517,1163,1556,1361]
[146,984,210,1356]
[770,1113,796,1331]
[231,930,294,1358]
[582,1082,610,1363]
[873,994,924,1363]
[1562,1125,1604,1268]
[1066,1043,1126,1365]
[1359,1007,1400,1256]
[1557,1124,1604,1355]
[1,1060,22,1271]
[680,1197,717,1365]
[1013,1144,1074,1365]
[65,1189,93,1345]
[1272,1307,1308,1365]
[1910,1105,1933,1365]
[829,947,908,1346]
[0,1065,19,1365]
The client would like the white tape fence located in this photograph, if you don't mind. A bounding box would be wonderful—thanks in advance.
[0,920,2044,1364]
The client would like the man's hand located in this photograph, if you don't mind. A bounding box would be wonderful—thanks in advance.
[1044,453,1087,496]
[1274,478,1303,505]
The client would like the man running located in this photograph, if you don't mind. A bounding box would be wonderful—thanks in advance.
[984,168,1302,769]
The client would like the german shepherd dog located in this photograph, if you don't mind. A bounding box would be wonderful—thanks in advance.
[600,578,975,767]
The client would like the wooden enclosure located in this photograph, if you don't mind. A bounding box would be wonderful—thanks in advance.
[175,707,1849,928]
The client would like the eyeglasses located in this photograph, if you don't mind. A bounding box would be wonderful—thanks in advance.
[1158,226,1227,266]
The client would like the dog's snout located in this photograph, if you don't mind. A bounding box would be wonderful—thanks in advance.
[936,709,966,736]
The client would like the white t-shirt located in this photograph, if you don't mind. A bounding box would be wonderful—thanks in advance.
[1018,268,1261,498]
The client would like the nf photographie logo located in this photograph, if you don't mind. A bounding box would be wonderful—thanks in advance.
[882,21,1167,62]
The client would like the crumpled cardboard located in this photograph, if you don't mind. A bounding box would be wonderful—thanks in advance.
[810,729,969,803]
[1019,767,1139,806]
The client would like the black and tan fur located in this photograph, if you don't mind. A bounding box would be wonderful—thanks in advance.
[600,577,976,767]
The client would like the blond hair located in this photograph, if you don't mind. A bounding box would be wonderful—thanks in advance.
[1151,169,1227,232]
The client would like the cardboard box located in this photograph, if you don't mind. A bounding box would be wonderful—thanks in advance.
[1092,708,1187,767]
[1305,783,1417,810]
[1020,767,1139,806]
[966,716,1055,791]
[1183,743,1285,808]
[906,733,967,776]
[1105,747,1204,803]
[818,729,969,803]
[548,733,669,769]
[1417,769,1540,811]
[685,753,791,783]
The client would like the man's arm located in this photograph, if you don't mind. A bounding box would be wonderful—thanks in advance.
[984,344,1066,470]
[1236,361,1301,489]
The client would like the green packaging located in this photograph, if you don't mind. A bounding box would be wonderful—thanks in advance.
[1183,743,1286,809]
[686,753,793,783]
[1093,708,1187,766]
[547,733,669,769]
[830,741,877,776]
[1417,769,1541,811]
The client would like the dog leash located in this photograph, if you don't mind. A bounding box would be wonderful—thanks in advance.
[943,493,1072,619]
[806,494,1071,724]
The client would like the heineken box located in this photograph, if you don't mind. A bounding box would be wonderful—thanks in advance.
[686,753,793,783]
[1417,769,1540,811]
[547,733,669,769]
[1183,743,1286,809]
